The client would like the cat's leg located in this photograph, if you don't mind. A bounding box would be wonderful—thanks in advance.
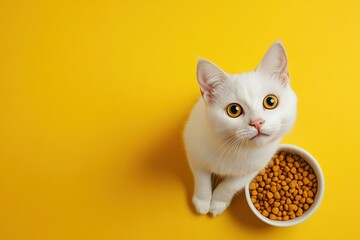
[189,163,213,214]
[210,173,256,216]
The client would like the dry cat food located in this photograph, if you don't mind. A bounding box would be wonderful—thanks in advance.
[249,152,318,221]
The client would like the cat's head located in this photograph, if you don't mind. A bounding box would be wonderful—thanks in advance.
[197,41,297,146]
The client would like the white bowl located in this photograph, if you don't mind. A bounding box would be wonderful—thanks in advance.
[245,144,325,227]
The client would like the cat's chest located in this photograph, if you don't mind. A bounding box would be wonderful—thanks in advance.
[203,144,275,176]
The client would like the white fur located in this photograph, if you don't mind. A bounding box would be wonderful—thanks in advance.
[183,41,297,216]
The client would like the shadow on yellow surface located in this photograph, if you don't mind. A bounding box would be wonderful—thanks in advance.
[140,115,195,211]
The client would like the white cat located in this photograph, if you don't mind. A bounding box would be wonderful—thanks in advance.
[183,41,297,217]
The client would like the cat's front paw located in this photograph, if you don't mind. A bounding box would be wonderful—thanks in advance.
[192,196,211,214]
[209,200,230,217]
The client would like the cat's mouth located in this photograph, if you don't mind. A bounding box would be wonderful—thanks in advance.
[250,132,270,140]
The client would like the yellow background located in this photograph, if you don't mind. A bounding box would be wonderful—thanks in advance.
[0,0,359,239]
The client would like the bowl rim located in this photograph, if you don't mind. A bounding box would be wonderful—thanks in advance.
[245,144,325,227]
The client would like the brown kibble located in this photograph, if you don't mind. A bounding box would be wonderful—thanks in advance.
[287,156,294,163]
[272,165,280,172]
[296,208,303,217]
[251,190,258,196]
[270,186,277,193]
[274,191,281,199]
[267,192,274,199]
[268,198,275,204]
[306,198,314,204]
[289,204,298,211]
[289,181,296,189]
[262,210,269,217]
[268,160,274,168]
[275,158,280,165]
[249,182,256,190]
[258,193,264,200]
[291,167,297,174]
[303,204,310,210]
[283,215,289,220]
[303,191,308,198]
[295,195,302,201]
[308,190,314,197]
[272,207,279,214]
[274,202,280,207]
[303,177,310,185]
[251,197,256,203]
[269,213,277,220]
[308,174,316,180]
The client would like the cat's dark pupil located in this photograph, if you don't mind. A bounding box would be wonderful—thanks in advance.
[266,97,275,106]
[230,105,239,114]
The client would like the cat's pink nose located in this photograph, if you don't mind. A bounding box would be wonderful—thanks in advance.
[249,119,265,130]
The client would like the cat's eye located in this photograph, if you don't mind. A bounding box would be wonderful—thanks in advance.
[226,103,243,118]
[263,94,279,109]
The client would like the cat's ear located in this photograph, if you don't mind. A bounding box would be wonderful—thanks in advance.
[197,58,228,103]
[257,40,289,85]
